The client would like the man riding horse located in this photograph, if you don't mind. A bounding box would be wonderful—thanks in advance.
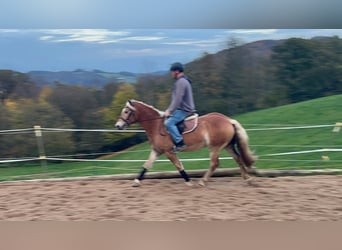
[164,62,196,153]
[115,63,257,187]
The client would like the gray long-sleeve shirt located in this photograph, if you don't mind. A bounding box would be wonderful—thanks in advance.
[167,76,195,115]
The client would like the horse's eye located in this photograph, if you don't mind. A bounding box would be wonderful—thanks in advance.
[124,110,129,114]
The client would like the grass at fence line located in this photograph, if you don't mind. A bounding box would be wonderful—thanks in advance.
[236,94,342,170]
[0,94,341,182]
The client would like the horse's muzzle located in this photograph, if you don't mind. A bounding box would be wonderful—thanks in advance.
[115,121,125,130]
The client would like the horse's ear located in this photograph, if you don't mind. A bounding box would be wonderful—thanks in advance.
[127,99,136,110]
[128,99,134,106]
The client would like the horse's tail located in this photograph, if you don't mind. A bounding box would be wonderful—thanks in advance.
[230,119,257,168]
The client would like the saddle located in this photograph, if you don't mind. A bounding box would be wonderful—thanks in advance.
[176,113,199,134]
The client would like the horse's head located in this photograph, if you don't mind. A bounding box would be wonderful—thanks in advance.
[115,100,138,130]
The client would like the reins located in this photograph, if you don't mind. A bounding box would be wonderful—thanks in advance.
[135,115,167,136]
[118,105,166,135]
[136,116,165,123]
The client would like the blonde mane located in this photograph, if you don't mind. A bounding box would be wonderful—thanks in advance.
[131,100,165,117]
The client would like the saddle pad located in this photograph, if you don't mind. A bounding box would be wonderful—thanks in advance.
[180,113,199,134]
[185,113,199,121]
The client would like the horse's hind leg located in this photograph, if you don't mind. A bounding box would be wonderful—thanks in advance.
[199,149,220,186]
[226,144,251,180]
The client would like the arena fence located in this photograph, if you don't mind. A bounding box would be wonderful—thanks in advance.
[0,123,341,181]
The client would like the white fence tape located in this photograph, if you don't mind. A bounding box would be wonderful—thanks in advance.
[2,147,340,164]
[39,148,342,163]
[0,148,342,163]
[246,124,334,131]
[0,124,335,134]
[0,128,34,135]
[263,148,342,156]
[0,124,341,164]
[41,128,145,133]
[0,158,39,163]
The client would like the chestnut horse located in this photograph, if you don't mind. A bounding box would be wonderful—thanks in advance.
[115,100,257,187]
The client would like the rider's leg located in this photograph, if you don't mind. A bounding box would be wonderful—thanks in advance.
[164,109,187,147]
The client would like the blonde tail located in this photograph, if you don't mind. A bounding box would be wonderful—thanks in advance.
[230,119,257,168]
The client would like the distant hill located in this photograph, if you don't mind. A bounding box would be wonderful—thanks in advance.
[187,39,285,69]
[27,69,139,87]
[27,36,339,91]
[26,39,284,88]
[136,35,342,116]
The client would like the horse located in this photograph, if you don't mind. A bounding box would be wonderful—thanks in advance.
[115,100,257,187]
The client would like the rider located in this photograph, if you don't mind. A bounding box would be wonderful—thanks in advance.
[164,62,196,153]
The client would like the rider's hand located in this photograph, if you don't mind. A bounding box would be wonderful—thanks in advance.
[164,110,171,117]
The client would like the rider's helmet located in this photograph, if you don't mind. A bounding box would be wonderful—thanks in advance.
[170,62,184,72]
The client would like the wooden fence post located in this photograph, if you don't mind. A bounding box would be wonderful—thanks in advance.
[34,125,47,170]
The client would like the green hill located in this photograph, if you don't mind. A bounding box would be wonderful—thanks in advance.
[234,94,342,169]
[1,95,341,181]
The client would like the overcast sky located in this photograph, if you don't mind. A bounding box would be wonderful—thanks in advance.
[1,29,342,73]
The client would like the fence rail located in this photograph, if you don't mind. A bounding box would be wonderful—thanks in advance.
[0,123,341,165]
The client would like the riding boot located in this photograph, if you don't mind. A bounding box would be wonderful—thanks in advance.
[173,140,187,153]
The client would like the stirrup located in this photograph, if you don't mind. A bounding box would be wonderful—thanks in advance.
[173,144,187,153]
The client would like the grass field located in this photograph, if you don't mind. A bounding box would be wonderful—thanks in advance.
[1,94,341,181]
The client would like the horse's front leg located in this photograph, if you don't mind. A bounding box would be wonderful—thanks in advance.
[132,149,160,187]
[164,152,193,186]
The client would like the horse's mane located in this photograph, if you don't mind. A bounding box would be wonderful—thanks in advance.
[131,100,165,117]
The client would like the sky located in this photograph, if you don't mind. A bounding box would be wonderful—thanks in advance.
[1,29,342,73]
[1,0,341,29]
[0,0,341,73]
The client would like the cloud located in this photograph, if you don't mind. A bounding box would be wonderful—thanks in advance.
[39,35,53,41]
[38,29,167,44]
[0,29,21,33]
[100,36,166,44]
[126,48,155,54]
[163,38,226,48]
[120,36,166,41]
[227,29,278,35]
[39,29,130,43]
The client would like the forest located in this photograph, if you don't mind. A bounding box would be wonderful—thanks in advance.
[0,36,341,159]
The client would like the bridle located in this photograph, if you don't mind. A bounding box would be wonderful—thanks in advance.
[118,103,165,128]
[118,101,169,136]
[118,105,136,127]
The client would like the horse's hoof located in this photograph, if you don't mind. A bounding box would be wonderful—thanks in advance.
[132,179,141,187]
[198,180,206,186]
[245,177,254,185]
[185,181,194,187]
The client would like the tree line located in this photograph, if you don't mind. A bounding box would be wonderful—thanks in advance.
[137,36,342,115]
[0,36,341,159]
